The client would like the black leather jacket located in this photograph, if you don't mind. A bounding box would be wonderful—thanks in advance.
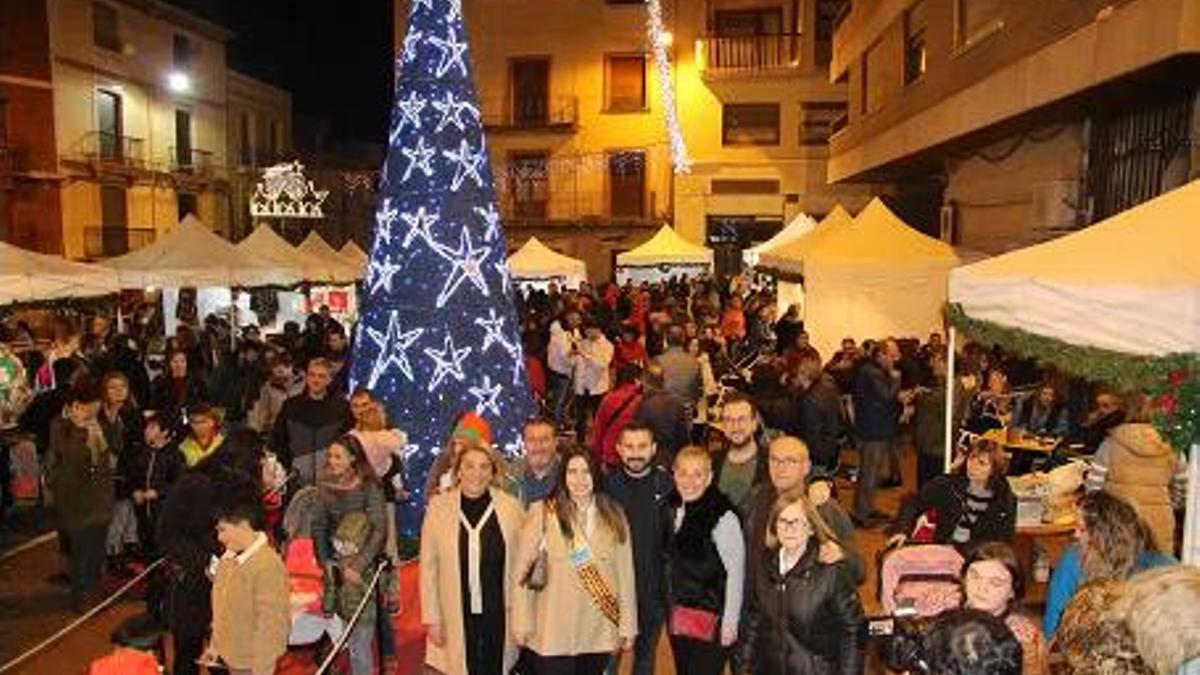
[739,541,865,675]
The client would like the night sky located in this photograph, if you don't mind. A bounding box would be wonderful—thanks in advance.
[164,0,394,145]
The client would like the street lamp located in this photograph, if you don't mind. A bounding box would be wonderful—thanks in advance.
[167,71,191,93]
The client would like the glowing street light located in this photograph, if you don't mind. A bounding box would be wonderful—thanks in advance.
[167,71,191,93]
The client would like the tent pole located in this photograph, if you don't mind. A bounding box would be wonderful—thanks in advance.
[944,326,957,473]
[1184,445,1199,565]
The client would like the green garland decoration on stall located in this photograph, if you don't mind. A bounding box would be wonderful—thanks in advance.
[945,303,1199,454]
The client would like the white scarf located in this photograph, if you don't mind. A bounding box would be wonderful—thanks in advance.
[459,497,497,615]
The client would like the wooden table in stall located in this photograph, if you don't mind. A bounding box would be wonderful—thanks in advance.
[981,428,1063,474]
[1014,518,1077,606]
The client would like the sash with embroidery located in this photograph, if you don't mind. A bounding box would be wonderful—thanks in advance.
[567,529,621,627]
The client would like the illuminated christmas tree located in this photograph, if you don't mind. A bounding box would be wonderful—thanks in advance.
[349,0,533,534]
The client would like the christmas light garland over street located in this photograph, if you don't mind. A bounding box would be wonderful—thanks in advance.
[646,0,692,174]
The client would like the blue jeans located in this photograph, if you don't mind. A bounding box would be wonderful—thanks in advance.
[608,608,664,675]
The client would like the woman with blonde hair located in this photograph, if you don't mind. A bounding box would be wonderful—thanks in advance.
[513,444,637,675]
[737,493,863,675]
[1044,491,1175,637]
[1111,566,1200,675]
[666,445,745,675]
[420,439,525,675]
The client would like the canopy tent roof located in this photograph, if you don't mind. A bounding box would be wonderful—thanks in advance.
[815,198,958,268]
[101,215,304,288]
[0,243,121,306]
[339,240,369,269]
[507,237,587,284]
[743,211,817,266]
[616,225,713,267]
[298,231,362,283]
[237,225,348,284]
[951,179,1200,357]
[756,204,854,275]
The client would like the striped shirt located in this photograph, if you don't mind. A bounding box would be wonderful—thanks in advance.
[952,483,994,545]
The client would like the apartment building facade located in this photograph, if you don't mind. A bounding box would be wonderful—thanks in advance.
[0,0,295,259]
[827,0,1200,253]
[397,0,878,281]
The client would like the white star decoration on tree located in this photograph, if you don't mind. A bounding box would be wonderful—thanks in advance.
[431,91,479,133]
[366,311,424,387]
[399,206,438,249]
[494,261,512,295]
[375,198,398,245]
[445,0,464,22]
[401,28,424,64]
[469,375,503,418]
[400,136,436,183]
[424,332,472,392]
[431,227,491,308]
[428,28,469,78]
[442,139,485,192]
[474,308,514,355]
[412,0,434,11]
[474,203,501,242]
[369,256,402,294]
[511,355,526,386]
[390,91,426,146]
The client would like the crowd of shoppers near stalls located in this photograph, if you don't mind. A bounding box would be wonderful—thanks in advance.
[0,270,1197,675]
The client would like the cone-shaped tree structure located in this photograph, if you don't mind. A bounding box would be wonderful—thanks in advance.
[349,0,533,534]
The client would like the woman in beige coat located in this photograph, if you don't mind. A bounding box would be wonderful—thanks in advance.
[420,440,525,675]
[513,445,638,675]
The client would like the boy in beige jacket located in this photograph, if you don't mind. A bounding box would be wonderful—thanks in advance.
[206,500,290,675]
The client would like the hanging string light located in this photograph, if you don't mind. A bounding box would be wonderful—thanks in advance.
[646,0,692,174]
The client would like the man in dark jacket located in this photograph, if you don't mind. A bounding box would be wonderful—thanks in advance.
[793,352,844,476]
[851,339,911,526]
[46,379,112,611]
[606,424,673,675]
[653,325,701,417]
[631,365,690,463]
[269,358,350,486]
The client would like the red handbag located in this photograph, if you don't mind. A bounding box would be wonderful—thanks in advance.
[670,605,719,642]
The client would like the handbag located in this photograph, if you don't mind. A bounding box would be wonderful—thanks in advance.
[520,503,551,591]
[669,605,719,642]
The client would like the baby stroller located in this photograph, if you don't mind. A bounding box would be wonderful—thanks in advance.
[877,541,964,619]
[282,487,346,646]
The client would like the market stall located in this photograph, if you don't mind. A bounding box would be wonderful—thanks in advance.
[0,242,120,306]
[742,210,817,267]
[615,225,713,284]
[507,236,588,289]
[947,178,1200,562]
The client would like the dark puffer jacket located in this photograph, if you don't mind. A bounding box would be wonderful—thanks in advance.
[739,541,864,675]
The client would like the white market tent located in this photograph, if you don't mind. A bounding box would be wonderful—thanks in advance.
[756,204,854,276]
[615,225,713,283]
[947,178,1200,562]
[298,231,362,283]
[772,198,958,359]
[0,242,120,306]
[238,224,345,284]
[102,215,303,289]
[742,211,818,267]
[950,181,1200,357]
[340,240,369,270]
[507,236,588,288]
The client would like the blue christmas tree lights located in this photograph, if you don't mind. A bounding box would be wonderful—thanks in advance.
[349,0,534,535]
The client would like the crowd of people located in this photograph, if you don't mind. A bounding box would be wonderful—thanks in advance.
[0,272,1196,675]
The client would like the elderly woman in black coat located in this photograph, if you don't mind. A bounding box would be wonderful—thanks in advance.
[738,493,864,675]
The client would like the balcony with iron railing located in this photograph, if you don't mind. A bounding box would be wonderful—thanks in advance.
[495,189,660,224]
[69,131,147,169]
[482,96,579,133]
[170,147,215,174]
[699,33,802,77]
[84,226,156,259]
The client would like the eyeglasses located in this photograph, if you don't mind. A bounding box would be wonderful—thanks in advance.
[777,516,809,531]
